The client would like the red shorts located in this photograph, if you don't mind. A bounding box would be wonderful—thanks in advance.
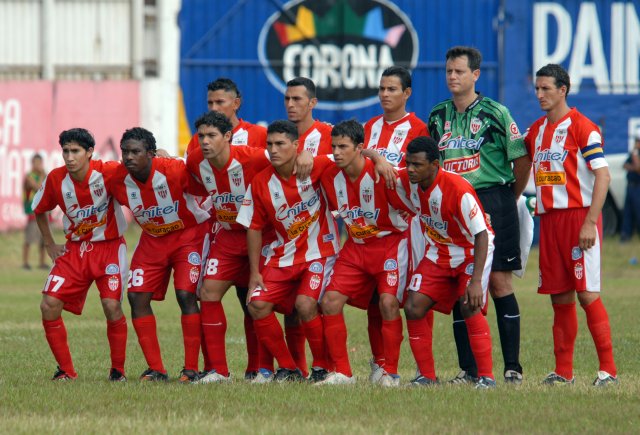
[408,256,491,315]
[327,233,409,309]
[250,256,336,315]
[203,228,251,287]
[128,223,208,300]
[538,208,602,294]
[42,238,127,315]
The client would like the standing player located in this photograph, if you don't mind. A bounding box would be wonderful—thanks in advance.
[318,120,409,386]
[397,136,496,389]
[23,153,48,270]
[110,127,210,382]
[525,64,617,386]
[428,46,530,384]
[363,66,429,381]
[237,120,339,382]
[32,128,128,381]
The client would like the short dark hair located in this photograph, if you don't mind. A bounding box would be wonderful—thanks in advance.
[536,63,571,96]
[194,111,233,135]
[32,153,43,161]
[120,127,157,152]
[446,46,482,71]
[407,136,439,162]
[207,77,241,99]
[267,120,298,141]
[331,119,364,146]
[59,128,95,150]
[286,77,316,99]
[381,66,412,90]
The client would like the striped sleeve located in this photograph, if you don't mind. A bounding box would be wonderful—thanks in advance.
[581,131,608,170]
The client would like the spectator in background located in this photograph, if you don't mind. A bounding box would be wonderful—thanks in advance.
[23,153,47,270]
[620,129,640,242]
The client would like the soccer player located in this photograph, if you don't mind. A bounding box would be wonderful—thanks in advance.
[32,128,128,381]
[525,64,617,386]
[110,127,210,382]
[23,153,47,270]
[285,77,333,156]
[428,46,531,384]
[237,120,339,383]
[397,136,496,389]
[318,120,409,386]
[362,65,429,381]
[186,111,313,383]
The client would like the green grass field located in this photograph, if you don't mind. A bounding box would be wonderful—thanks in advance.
[1,226,639,434]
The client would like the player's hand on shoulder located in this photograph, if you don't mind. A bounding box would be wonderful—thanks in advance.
[293,150,314,180]
[374,159,398,190]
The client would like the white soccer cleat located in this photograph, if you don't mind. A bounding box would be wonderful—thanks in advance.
[379,373,401,388]
[315,372,356,386]
[251,368,274,384]
[593,371,618,387]
[196,369,231,384]
[369,358,385,384]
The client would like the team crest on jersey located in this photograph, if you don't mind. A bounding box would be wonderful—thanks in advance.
[444,121,451,131]
[309,261,324,273]
[386,271,398,286]
[188,252,201,265]
[465,263,474,275]
[392,130,406,145]
[554,129,567,144]
[189,266,200,283]
[157,183,168,199]
[92,183,104,197]
[105,263,120,275]
[231,170,242,187]
[108,276,119,291]
[309,274,322,290]
[384,259,398,271]
[429,199,439,215]
[571,247,583,261]
[470,117,482,134]
[300,180,312,192]
[362,187,373,203]
[574,263,584,279]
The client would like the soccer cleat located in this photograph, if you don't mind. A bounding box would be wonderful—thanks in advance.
[196,369,231,384]
[504,369,523,385]
[52,366,77,381]
[308,367,329,383]
[178,368,199,384]
[448,370,479,385]
[274,368,305,383]
[541,372,575,385]
[410,375,439,387]
[379,373,401,388]
[251,368,274,384]
[593,371,618,387]
[475,376,497,389]
[244,371,258,381]
[315,372,356,386]
[108,368,127,382]
[369,358,385,384]
[139,368,169,382]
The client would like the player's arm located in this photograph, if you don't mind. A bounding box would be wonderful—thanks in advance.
[246,229,266,301]
[511,154,532,198]
[293,149,314,180]
[465,229,488,311]
[36,213,66,261]
[579,166,610,250]
[361,148,397,189]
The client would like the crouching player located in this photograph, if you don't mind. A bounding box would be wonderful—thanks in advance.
[32,128,128,381]
[110,128,210,382]
[396,137,497,388]
[237,120,338,383]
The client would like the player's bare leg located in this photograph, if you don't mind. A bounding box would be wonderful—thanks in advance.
[404,292,437,386]
[100,298,127,381]
[378,293,403,386]
[295,295,330,381]
[128,292,167,380]
[41,294,77,380]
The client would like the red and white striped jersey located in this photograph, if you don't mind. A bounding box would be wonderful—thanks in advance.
[237,159,339,267]
[364,112,429,167]
[524,108,608,215]
[185,118,267,157]
[319,157,408,244]
[110,158,209,237]
[186,145,271,231]
[32,160,127,242]
[393,168,494,268]
[298,120,333,156]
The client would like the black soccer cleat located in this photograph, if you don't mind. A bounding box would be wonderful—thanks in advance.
[244,371,258,381]
[52,366,77,381]
[139,368,169,382]
[410,375,439,387]
[109,368,127,382]
[308,367,329,383]
[274,368,305,383]
[178,368,199,384]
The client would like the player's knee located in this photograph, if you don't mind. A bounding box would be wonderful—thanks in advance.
[577,291,599,307]
[101,298,123,320]
[403,298,421,320]
[320,291,345,315]
[40,296,63,319]
[175,290,199,314]
[379,295,400,319]
[248,300,270,319]
[201,281,227,302]
[459,301,479,319]
[294,297,318,321]
[489,271,513,298]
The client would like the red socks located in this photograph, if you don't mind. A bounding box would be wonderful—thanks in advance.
[43,317,77,377]
[200,301,228,376]
[132,315,166,374]
[106,316,127,374]
[302,315,329,370]
[465,313,494,379]
[381,317,403,375]
[181,313,201,372]
[582,298,617,376]
[406,314,436,380]
[285,323,308,377]
[244,314,260,373]
[323,313,352,376]
[367,303,385,367]
[552,302,578,379]
[257,340,275,373]
[255,313,297,370]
